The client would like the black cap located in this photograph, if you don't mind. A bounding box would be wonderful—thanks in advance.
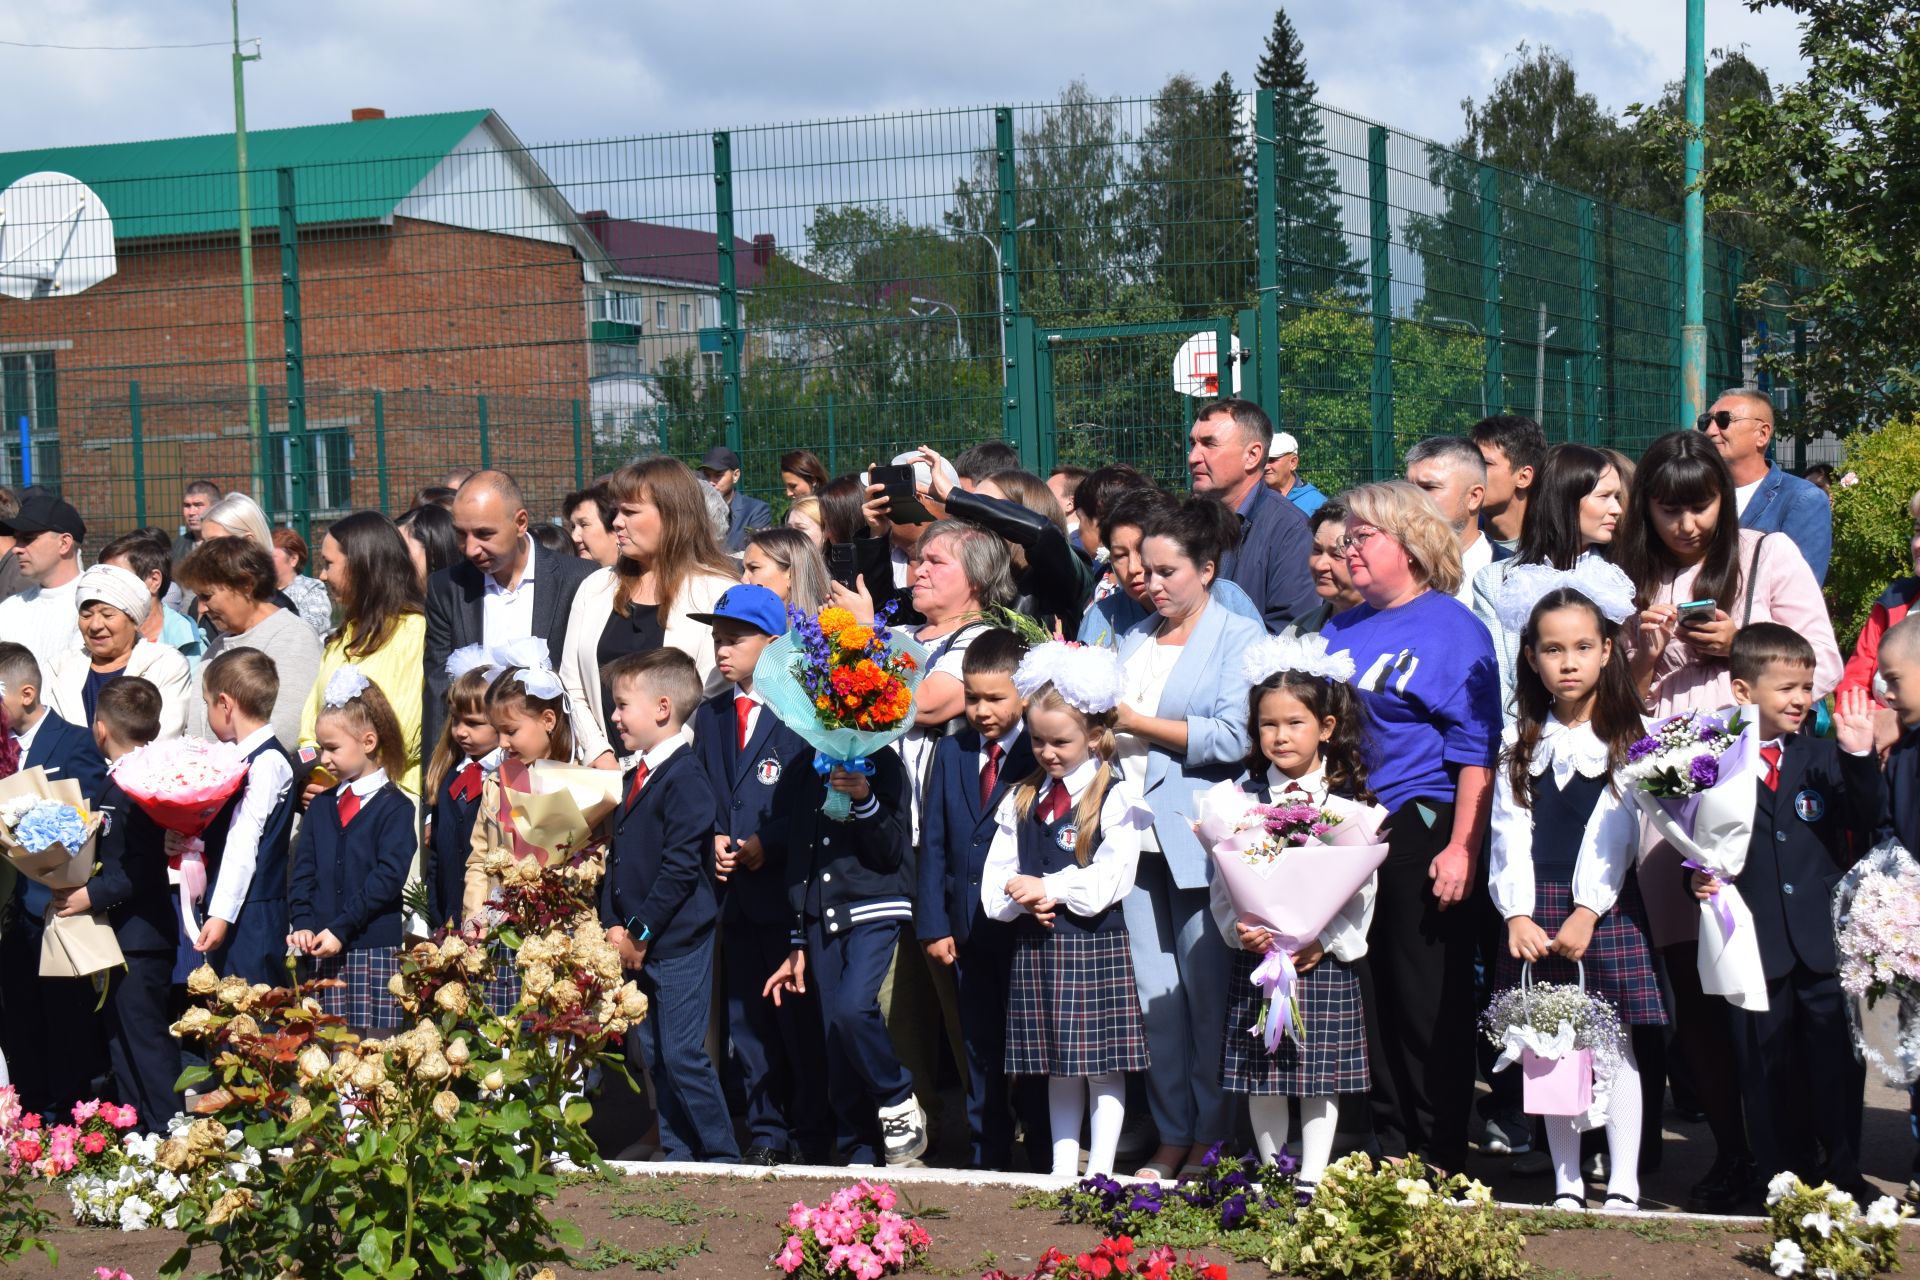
[0,492,84,541]
[699,445,741,473]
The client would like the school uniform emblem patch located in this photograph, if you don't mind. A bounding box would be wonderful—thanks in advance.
[756,758,782,786]
[1055,824,1077,851]
[1793,788,1825,822]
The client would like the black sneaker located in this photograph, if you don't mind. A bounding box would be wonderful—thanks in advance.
[742,1144,786,1167]
[877,1096,928,1166]
[1686,1153,1755,1214]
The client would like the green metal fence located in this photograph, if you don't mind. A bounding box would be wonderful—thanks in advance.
[0,89,1753,550]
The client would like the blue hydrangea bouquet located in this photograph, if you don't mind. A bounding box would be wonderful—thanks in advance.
[0,765,120,979]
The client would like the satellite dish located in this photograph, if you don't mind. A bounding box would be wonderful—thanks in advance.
[0,171,117,300]
[1172,329,1242,398]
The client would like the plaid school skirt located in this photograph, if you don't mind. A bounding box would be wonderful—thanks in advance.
[478,940,521,1016]
[309,947,405,1032]
[1005,925,1150,1077]
[1221,948,1369,1096]
[1491,876,1667,1026]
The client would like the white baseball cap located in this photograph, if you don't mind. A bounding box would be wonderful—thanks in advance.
[1270,432,1300,458]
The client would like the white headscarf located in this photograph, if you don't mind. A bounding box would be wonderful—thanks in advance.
[75,564,152,624]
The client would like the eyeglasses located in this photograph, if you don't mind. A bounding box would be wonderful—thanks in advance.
[1336,527,1387,555]
[1695,410,1766,433]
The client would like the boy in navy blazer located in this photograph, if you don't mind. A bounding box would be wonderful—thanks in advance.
[915,628,1050,1169]
[1696,625,1882,1201]
[1875,616,1920,1196]
[601,648,738,1164]
[0,641,110,1116]
[689,584,830,1165]
[51,678,179,1133]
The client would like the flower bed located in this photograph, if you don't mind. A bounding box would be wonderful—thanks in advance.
[774,1180,932,1280]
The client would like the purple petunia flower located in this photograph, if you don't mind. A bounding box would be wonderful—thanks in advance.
[1688,754,1719,789]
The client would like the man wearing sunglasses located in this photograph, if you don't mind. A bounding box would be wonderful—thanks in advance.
[1697,387,1831,583]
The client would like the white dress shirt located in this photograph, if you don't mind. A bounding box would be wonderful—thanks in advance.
[206,725,295,925]
[980,757,1150,922]
[1206,764,1378,961]
[0,576,81,675]
[732,686,765,748]
[480,535,539,652]
[13,708,45,757]
[339,767,390,803]
[1454,533,1493,607]
[1488,717,1636,920]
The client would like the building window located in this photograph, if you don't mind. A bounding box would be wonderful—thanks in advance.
[700,296,720,328]
[0,352,59,491]
[270,426,352,516]
[597,290,646,326]
[679,302,691,332]
[593,343,641,378]
[656,300,668,330]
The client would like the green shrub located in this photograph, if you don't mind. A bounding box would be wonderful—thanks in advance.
[1266,1152,1527,1280]
[1827,416,1920,644]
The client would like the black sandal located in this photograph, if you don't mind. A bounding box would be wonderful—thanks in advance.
[1601,1194,1639,1213]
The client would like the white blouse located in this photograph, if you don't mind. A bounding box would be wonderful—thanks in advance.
[1206,764,1377,962]
[1115,637,1183,853]
[980,758,1151,923]
[1487,717,1637,921]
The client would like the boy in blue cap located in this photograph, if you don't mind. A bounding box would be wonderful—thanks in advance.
[688,584,831,1165]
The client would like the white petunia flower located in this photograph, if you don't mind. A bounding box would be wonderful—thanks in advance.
[118,1195,155,1232]
[1770,1238,1806,1277]
[1866,1197,1903,1230]
[1800,1209,1835,1238]
[1767,1171,1800,1205]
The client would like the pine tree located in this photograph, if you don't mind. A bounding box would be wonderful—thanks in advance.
[1254,9,1363,298]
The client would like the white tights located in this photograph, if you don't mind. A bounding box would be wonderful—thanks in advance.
[1546,1035,1643,1204]
[1049,1073,1126,1178]
[1248,1095,1338,1184]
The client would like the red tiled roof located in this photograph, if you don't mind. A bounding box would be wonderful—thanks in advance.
[582,213,775,289]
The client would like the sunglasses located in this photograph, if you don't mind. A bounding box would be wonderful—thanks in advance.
[1695,410,1765,433]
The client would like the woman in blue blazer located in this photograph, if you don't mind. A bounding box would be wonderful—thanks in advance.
[1111,496,1265,1178]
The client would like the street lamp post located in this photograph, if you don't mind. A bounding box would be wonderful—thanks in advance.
[951,221,1034,384]
[1534,301,1560,421]
[912,297,963,358]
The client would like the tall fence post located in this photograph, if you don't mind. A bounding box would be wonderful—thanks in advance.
[374,390,390,515]
[1254,90,1282,429]
[1366,125,1394,480]
[1666,225,1684,431]
[1578,197,1599,445]
[255,384,274,526]
[1726,247,1745,395]
[571,399,585,489]
[276,167,310,545]
[477,395,491,470]
[825,393,837,476]
[129,380,146,528]
[1478,165,1503,415]
[713,130,743,460]
[995,107,1025,452]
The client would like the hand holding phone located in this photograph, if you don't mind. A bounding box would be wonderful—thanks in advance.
[1676,597,1719,628]
[870,464,936,526]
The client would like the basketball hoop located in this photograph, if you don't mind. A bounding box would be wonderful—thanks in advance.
[1172,330,1242,398]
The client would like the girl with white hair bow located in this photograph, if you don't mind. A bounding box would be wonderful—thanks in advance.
[45,564,192,741]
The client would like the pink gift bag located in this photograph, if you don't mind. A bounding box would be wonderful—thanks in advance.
[1522,1046,1594,1116]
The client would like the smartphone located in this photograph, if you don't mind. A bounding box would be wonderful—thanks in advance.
[826,542,861,590]
[1676,597,1719,627]
[870,464,936,526]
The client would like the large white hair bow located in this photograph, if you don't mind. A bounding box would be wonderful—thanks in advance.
[487,636,563,700]
[323,665,371,708]
[1240,632,1357,686]
[1014,641,1125,715]
[446,643,493,681]
[1493,555,1637,635]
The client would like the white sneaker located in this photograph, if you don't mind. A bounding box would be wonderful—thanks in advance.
[878,1095,929,1165]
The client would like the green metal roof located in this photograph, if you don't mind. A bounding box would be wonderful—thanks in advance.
[0,109,491,240]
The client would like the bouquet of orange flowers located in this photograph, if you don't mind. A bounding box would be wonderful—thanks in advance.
[755,603,928,819]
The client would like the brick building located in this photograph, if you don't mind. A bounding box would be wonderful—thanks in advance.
[0,108,614,545]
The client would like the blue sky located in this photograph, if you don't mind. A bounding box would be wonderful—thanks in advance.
[6,0,1808,150]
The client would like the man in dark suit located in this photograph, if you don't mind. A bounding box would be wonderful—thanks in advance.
[1188,399,1318,632]
[0,641,111,1115]
[689,584,830,1164]
[915,629,1049,1170]
[1702,625,1882,1203]
[424,471,596,753]
[699,445,772,554]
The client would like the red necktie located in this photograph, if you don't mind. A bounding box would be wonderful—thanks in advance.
[450,761,483,804]
[1761,743,1782,792]
[980,742,1003,809]
[735,696,755,751]
[338,789,361,826]
[626,760,650,807]
[1037,780,1070,823]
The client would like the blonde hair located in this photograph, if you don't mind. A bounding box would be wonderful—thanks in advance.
[1344,480,1464,597]
[1011,686,1117,868]
[201,492,273,546]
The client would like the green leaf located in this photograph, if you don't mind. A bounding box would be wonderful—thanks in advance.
[563,1099,592,1125]
[173,1064,213,1092]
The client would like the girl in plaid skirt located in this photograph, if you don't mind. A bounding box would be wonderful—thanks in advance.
[288,666,417,1034]
[423,646,501,932]
[981,642,1152,1178]
[1488,566,1666,1212]
[1211,635,1384,1191]
[463,643,580,1015]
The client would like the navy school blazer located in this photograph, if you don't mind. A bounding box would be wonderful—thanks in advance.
[915,726,1037,946]
[691,689,810,927]
[89,777,175,953]
[287,783,416,951]
[598,743,719,959]
[13,710,109,923]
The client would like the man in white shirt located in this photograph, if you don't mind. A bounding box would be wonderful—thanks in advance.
[0,494,86,674]
[1405,436,1505,608]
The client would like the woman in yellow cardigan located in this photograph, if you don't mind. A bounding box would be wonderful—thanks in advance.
[298,512,428,797]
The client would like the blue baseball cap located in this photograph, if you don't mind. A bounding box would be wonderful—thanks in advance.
[687,583,789,636]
